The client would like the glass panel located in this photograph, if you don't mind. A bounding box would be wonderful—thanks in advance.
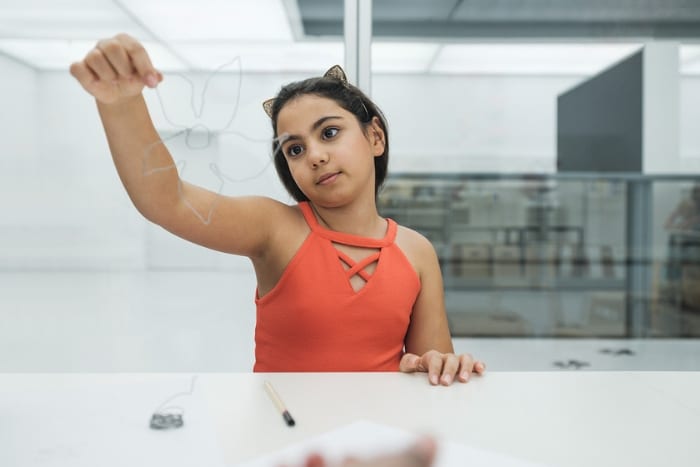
[380,174,700,338]
[371,1,700,339]
[653,181,700,336]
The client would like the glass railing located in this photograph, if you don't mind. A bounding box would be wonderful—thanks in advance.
[379,173,700,338]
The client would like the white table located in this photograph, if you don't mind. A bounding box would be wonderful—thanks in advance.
[2,372,699,466]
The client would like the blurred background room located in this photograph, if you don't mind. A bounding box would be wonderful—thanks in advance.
[1,0,699,372]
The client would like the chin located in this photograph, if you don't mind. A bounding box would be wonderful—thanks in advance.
[309,195,350,209]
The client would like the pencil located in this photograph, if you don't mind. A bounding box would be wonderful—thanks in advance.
[264,380,296,427]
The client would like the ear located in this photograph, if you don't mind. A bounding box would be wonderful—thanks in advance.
[368,116,385,157]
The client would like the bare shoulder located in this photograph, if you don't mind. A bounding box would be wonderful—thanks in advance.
[262,198,308,235]
[394,224,439,276]
[232,196,309,248]
[395,224,435,253]
[253,197,309,257]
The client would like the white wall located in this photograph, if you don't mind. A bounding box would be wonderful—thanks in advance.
[28,72,146,269]
[0,56,36,163]
[375,73,581,173]
[377,73,700,173]
[0,55,39,268]
[680,77,700,159]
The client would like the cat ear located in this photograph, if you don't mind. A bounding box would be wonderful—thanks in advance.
[323,65,348,84]
[262,98,275,118]
[263,65,347,117]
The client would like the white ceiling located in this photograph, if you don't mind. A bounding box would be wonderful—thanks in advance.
[0,0,697,75]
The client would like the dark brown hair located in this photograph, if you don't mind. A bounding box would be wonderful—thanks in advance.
[268,76,389,202]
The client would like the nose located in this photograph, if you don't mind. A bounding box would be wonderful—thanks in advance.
[307,141,328,168]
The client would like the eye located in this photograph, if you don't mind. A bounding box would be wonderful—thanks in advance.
[285,144,304,158]
[322,127,339,139]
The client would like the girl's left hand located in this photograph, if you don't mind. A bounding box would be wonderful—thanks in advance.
[399,350,486,386]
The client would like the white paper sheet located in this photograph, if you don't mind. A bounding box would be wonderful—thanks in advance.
[239,420,548,467]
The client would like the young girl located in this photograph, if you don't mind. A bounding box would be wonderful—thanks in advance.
[70,34,485,386]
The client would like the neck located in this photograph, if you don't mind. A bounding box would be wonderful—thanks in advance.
[310,200,384,238]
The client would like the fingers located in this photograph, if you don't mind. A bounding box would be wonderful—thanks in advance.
[439,353,459,386]
[399,353,421,373]
[426,351,445,386]
[456,354,487,382]
[70,33,161,89]
[69,61,99,94]
[399,350,442,384]
[113,33,162,87]
[96,37,133,79]
[84,47,119,82]
[401,351,486,386]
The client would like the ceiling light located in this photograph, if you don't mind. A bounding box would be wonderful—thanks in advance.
[118,0,293,41]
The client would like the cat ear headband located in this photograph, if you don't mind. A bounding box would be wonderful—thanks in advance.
[262,64,348,118]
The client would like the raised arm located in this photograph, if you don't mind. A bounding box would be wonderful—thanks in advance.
[69,34,286,258]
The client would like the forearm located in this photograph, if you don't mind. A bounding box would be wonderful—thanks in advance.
[97,94,178,222]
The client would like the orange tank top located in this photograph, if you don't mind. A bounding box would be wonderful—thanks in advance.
[254,202,421,372]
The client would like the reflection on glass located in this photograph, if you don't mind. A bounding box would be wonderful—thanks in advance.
[656,182,700,336]
[370,1,700,339]
[380,175,700,338]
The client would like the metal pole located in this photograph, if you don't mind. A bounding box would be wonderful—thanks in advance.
[626,180,653,336]
[344,0,372,93]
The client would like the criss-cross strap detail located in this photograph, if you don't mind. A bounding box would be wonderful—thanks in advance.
[299,202,397,292]
[337,250,381,282]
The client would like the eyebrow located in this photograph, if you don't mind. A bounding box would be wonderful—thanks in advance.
[278,115,343,145]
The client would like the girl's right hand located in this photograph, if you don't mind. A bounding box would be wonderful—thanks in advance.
[69,33,162,104]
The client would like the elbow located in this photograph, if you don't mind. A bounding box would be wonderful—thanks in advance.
[133,201,162,226]
[129,189,179,226]
[136,207,157,226]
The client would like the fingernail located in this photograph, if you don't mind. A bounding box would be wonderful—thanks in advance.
[441,374,452,385]
[461,371,469,381]
[430,374,438,385]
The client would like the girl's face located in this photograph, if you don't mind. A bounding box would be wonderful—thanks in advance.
[276,94,385,207]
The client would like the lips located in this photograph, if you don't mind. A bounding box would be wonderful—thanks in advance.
[316,172,340,185]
